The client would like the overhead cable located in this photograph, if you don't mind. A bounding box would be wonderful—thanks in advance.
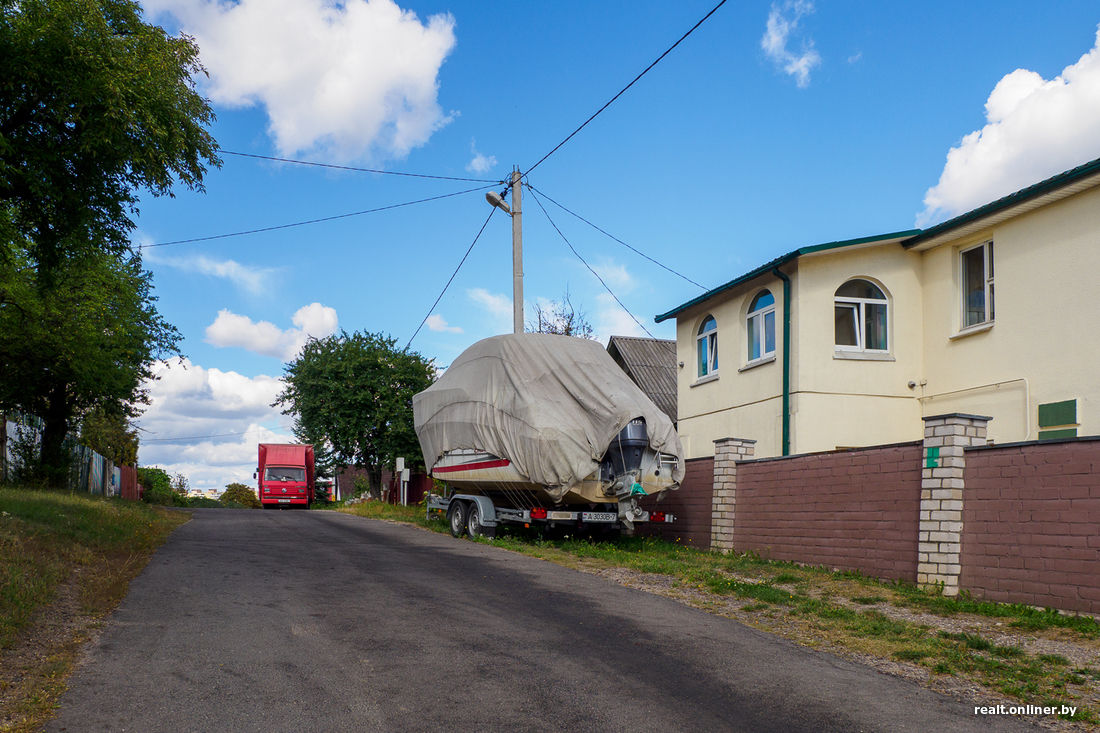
[526,187,660,340]
[140,185,496,248]
[142,425,298,442]
[526,0,730,175]
[405,208,498,350]
[526,184,709,291]
[221,150,502,184]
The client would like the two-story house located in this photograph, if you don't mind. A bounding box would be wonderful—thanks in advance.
[658,157,1100,459]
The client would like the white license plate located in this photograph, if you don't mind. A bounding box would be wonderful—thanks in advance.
[278,499,291,503]
[548,511,573,521]
[582,512,617,523]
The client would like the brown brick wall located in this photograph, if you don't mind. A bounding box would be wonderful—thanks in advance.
[638,457,714,549]
[732,443,923,581]
[961,439,1100,614]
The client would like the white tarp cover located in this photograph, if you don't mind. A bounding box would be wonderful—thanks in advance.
[413,333,685,500]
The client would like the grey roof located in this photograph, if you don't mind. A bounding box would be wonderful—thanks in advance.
[606,335,677,423]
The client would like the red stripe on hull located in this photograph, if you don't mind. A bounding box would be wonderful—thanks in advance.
[433,458,511,474]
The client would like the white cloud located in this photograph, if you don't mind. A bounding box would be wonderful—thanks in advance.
[593,293,646,340]
[205,302,339,360]
[467,288,513,331]
[136,359,293,490]
[426,314,463,333]
[761,1,821,88]
[143,0,457,163]
[589,259,636,294]
[144,251,277,295]
[466,139,498,174]
[918,26,1100,226]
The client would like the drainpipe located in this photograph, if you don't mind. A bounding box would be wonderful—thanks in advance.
[771,266,791,456]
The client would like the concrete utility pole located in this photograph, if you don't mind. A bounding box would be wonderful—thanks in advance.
[510,168,523,335]
[486,167,524,334]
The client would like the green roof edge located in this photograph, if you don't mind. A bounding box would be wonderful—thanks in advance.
[903,155,1100,248]
[654,229,920,324]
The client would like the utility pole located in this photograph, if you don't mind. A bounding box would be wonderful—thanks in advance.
[510,168,523,334]
[486,167,524,334]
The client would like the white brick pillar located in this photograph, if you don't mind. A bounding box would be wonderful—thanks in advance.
[711,437,755,553]
[918,413,991,595]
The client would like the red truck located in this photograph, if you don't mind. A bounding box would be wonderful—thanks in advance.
[256,444,315,509]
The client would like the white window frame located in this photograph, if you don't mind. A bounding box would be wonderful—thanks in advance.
[834,280,889,353]
[746,290,776,365]
[696,315,718,379]
[960,241,994,329]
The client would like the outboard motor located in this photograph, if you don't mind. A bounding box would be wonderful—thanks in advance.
[601,418,648,485]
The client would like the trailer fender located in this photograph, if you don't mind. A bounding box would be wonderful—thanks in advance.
[463,495,498,527]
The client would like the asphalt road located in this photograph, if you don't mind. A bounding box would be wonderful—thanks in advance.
[46,509,1040,733]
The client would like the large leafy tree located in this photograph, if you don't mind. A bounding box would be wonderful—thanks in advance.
[0,0,220,276]
[79,404,139,465]
[0,247,181,482]
[276,332,436,499]
[0,0,218,484]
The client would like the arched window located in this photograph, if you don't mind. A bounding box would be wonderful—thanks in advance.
[835,279,888,351]
[746,290,775,363]
[697,315,718,378]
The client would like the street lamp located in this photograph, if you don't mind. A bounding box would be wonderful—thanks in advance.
[486,168,523,334]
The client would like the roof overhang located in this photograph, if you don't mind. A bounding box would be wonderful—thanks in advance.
[654,230,919,324]
[903,157,1100,251]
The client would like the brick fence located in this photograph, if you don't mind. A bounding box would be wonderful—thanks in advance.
[698,414,1100,615]
[961,439,1100,614]
[638,456,714,549]
[732,442,922,582]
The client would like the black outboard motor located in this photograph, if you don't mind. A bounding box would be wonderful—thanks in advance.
[601,418,648,480]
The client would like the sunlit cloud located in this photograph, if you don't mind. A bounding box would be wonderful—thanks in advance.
[205,302,339,360]
[918,25,1100,226]
[142,0,457,163]
[761,0,821,88]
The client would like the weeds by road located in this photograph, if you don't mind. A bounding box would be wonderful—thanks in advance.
[344,501,1100,730]
[0,487,188,733]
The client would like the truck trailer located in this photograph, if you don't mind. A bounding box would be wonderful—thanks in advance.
[414,333,685,538]
[256,443,315,509]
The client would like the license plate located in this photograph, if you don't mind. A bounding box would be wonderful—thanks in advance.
[278,499,291,503]
[548,511,573,521]
[582,512,617,523]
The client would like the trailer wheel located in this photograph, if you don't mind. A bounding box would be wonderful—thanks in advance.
[466,504,496,539]
[447,501,467,538]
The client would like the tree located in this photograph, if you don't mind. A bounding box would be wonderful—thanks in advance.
[276,332,435,500]
[221,482,261,509]
[0,247,181,483]
[78,405,139,465]
[137,466,187,506]
[0,0,220,276]
[526,289,596,339]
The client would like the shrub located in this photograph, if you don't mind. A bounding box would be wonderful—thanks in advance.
[220,483,261,509]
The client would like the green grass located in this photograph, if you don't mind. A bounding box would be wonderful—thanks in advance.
[0,486,189,732]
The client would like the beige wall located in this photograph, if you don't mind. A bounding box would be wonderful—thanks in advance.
[674,183,1100,457]
[918,185,1100,443]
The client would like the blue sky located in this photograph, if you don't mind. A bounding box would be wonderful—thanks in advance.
[130,0,1100,490]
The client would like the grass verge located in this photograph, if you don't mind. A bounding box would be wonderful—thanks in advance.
[0,486,189,733]
[344,501,1100,728]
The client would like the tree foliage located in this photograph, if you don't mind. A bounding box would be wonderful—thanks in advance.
[276,332,435,499]
[526,289,596,339]
[78,405,139,465]
[221,482,261,509]
[137,466,187,506]
[0,0,220,274]
[0,248,181,482]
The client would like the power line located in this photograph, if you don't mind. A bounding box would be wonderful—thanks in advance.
[405,208,498,350]
[526,0,730,175]
[526,187,659,340]
[526,184,709,291]
[143,425,298,442]
[221,150,502,184]
[139,185,496,248]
